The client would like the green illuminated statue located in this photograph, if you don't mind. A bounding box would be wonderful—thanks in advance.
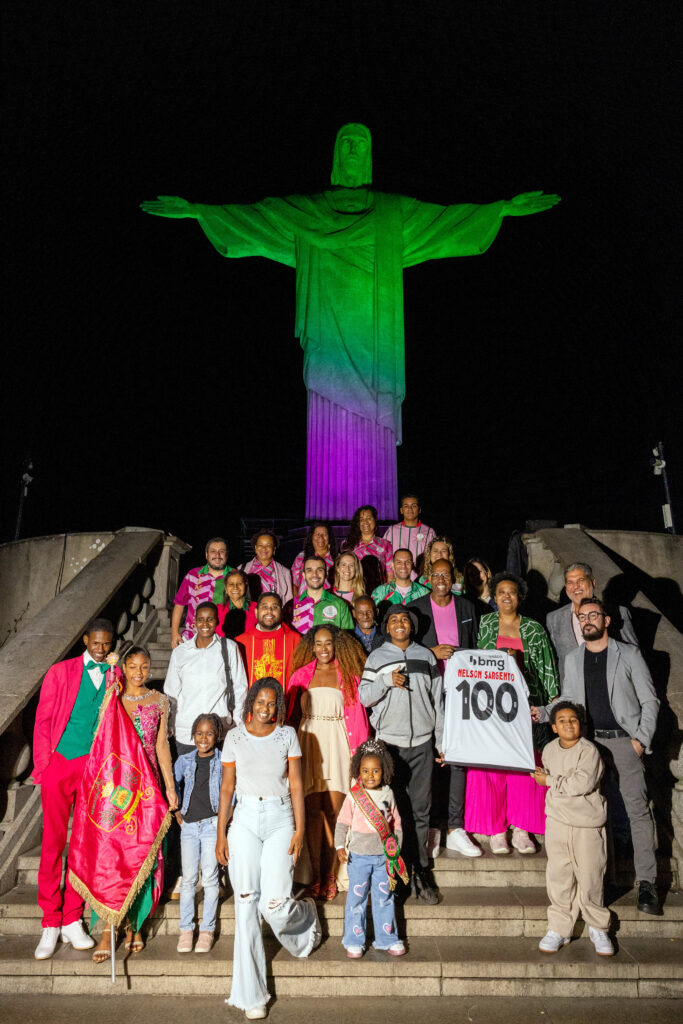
[141,124,559,518]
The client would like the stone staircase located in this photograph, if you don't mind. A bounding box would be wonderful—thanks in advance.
[2,844,681,998]
[145,609,173,685]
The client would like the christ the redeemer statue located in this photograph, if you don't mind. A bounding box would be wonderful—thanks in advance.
[142,124,559,519]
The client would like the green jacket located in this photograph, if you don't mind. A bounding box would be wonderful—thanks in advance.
[477,613,559,705]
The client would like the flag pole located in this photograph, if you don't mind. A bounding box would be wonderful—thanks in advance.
[110,924,116,983]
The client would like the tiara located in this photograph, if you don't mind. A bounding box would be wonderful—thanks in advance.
[359,739,384,756]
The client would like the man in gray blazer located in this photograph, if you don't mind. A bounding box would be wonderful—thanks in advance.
[546,562,638,679]
[553,596,660,914]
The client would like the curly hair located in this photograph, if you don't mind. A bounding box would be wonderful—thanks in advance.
[190,712,224,742]
[290,624,366,707]
[490,571,529,604]
[350,738,394,786]
[242,678,288,726]
[549,699,586,729]
[422,535,463,586]
[303,522,337,561]
[344,505,379,551]
[333,551,366,601]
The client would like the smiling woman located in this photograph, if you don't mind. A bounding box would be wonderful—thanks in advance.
[216,679,321,1017]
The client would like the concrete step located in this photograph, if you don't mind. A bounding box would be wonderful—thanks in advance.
[0,932,680,997]
[3,885,682,940]
[13,842,664,892]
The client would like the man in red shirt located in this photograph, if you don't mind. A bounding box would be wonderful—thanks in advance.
[235,593,301,689]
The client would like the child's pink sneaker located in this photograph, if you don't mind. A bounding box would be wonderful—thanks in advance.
[387,941,406,956]
[345,946,363,958]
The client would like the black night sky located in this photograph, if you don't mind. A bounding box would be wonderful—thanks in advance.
[3,1,681,570]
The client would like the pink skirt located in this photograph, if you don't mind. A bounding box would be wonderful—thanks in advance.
[464,751,546,835]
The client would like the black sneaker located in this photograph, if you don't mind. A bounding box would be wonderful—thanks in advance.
[413,868,441,905]
[636,880,660,915]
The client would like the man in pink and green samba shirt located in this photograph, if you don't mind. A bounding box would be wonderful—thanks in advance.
[171,537,235,648]
[372,549,429,620]
[290,556,353,634]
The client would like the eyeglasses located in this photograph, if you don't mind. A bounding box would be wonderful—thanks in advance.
[577,611,604,623]
[430,572,451,581]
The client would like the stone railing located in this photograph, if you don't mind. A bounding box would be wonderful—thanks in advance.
[0,527,190,895]
[524,526,683,885]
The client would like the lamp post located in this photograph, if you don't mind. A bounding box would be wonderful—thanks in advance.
[13,456,34,541]
[650,442,676,535]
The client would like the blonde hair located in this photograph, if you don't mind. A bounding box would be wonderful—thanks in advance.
[334,551,366,601]
[422,535,463,587]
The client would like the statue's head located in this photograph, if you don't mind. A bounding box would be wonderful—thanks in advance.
[331,123,372,188]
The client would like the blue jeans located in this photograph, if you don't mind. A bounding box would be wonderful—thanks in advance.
[343,852,399,950]
[179,816,219,932]
[227,796,319,1012]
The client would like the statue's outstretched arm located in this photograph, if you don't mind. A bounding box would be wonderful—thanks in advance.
[502,191,562,217]
[139,195,197,219]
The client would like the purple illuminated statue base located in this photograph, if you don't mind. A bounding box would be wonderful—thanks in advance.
[305,391,397,520]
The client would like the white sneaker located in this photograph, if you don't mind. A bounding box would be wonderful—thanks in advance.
[511,827,537,855]
[387,940,406,956]
[345,945,364,958]
[35,927,60,960]
[427,827,442,859]
[245,1007,267,1020]
[60,920,95,950]
[489,832,510,855]
[538,930,570,953]
[446,828,482,858]
[589,926,615,956]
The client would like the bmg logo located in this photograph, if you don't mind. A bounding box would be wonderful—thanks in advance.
[468,653,506,673]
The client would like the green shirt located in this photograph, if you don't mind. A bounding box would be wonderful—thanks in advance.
[56,661,107,760]
[372,581,429,606]
[300,588,353,630]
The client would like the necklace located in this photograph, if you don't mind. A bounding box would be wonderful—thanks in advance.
[123,690,152,702]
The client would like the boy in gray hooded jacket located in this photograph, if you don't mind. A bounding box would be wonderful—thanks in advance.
[359,606,444,904]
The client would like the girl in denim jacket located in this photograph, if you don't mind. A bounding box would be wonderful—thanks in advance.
[174,713,223,953]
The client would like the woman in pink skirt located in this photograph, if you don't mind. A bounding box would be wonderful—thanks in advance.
[464,572,559,854]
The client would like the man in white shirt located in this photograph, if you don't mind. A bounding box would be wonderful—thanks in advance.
[164,601,248,755]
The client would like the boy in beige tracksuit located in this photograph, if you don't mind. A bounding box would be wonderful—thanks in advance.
[532,700,614,956]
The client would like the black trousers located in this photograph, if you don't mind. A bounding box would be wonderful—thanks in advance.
[385,738,433,873]
[430,763,466,830]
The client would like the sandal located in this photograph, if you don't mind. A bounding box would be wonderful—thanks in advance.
[305,880,322,900]
[324,874,338,901]
[92,947,111,964]
[124,928,145,953]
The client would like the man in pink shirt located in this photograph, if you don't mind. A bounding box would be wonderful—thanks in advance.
[407,560,481,860]
[172,536,235,647]
[383,493,436,575]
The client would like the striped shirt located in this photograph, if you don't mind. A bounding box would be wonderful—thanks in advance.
[174,563,235,641]
[382,522,435,567]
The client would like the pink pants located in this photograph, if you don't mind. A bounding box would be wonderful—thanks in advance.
[464,752,546,835]
[38,751,88,927]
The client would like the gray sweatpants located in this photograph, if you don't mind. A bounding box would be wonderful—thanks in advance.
[545,819,610,936]
[595,736,656,884]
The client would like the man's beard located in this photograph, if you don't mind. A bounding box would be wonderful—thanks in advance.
[582,624,606,641]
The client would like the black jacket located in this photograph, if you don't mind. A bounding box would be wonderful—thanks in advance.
[405,594,479,651]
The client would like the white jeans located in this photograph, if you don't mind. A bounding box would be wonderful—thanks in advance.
[227,796,318,1011]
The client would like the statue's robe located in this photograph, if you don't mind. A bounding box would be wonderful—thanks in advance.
[196,190,504,518]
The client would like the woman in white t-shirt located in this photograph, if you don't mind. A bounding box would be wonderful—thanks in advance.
[217,678,321,1020]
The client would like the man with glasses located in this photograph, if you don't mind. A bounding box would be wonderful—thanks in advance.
[407,560,481,859]
[546,562,638,679]
[543,597,660,914]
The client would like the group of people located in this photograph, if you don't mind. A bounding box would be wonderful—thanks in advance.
[31,492,662,1019]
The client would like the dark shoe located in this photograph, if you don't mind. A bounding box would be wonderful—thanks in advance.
[636,880,660,915]
[413,868,441,905]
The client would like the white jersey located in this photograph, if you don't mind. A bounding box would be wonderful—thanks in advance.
[442,649,535,772]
